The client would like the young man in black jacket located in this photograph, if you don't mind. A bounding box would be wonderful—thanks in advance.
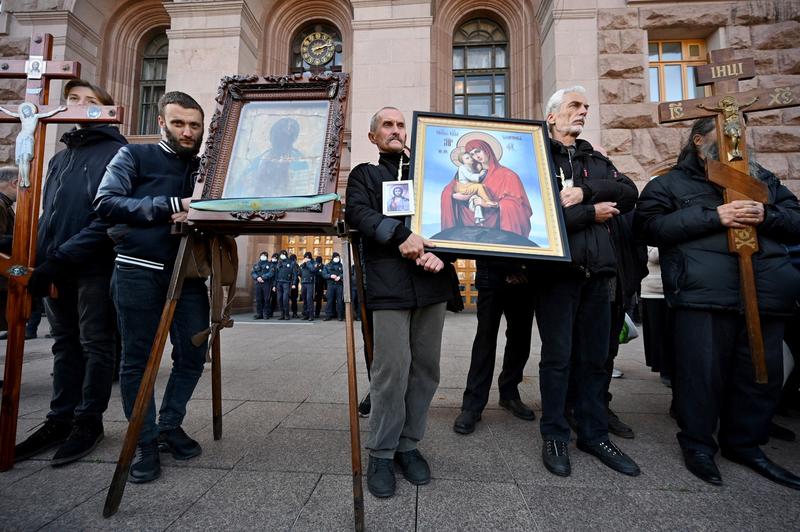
[94,91,209,483]
[635,118,800,490]
[345,106,452,498]
[14,80,126,466]
[537,86,640,478]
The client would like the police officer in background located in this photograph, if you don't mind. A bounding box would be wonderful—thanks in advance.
[300,251,320,321]
[266,252,279,319]
[288,253,301,319]
[323,252,345,321]
[314,255,325,318]
[275,249,294,320]
[251,250,273,319]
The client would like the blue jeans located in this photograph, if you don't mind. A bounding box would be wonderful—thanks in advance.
[46,274,116,423]
[112,264,209,444]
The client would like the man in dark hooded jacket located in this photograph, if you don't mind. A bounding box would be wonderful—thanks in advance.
[14,80,126,466]
[635,117,800,490]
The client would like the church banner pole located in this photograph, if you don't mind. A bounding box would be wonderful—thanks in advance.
[340,225,365,532]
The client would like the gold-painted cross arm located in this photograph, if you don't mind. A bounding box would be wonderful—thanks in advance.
[658,84,800,123]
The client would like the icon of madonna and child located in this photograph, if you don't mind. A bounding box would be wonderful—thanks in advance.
[414,127,555,252]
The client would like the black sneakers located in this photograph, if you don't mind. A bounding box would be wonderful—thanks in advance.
[367,456,396,498]
[158,426,202,460]
[14,419,71,462]
[542,439,571,477]
[394,449,431,485]
[129,439,161,484]
[50,419,104,467]
[358,393,371,418]
[577,439,641,476]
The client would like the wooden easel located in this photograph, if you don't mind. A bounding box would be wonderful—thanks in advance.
[102,218,366,531]
[0,33,124,471]
[657,48,800,383]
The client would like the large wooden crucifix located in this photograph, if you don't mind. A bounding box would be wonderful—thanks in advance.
[658,48,800,384]
[0,33,124,471]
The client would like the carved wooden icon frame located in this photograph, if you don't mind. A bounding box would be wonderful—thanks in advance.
[187,73,349,234]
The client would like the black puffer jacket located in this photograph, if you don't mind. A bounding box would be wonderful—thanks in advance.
[549,138,638,277]
[345,152,453,311]
[37,125,127,275]
[634,152,800,315]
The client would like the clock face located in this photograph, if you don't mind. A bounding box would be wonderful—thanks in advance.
[301,32,335,67]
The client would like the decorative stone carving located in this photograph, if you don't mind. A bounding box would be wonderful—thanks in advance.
[639,6,730,29]
[751,20,800,50]
[600,103,658,129]
[598,9,638,30]
[599,55,645,79]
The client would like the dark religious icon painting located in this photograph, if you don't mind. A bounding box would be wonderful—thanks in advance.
[188,73,349,232]
[409,112,570,261]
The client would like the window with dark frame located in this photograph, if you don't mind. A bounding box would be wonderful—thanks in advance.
[137,31,168,135]
[452,18,509,118]
[648,39,708,103]
[290,22,343,73]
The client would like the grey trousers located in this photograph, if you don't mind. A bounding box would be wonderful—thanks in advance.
[367,302,446,458]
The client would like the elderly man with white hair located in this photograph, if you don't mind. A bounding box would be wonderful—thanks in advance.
[534,86,640,477]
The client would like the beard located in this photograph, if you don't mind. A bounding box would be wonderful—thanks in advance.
[164,127,202,157]
[555,124,583,137]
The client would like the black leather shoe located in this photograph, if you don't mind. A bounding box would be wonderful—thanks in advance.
[51,419,104,467]
[577,439,640,476]
[158,426,202,460]
[367,456,396,497]
[358,393,371,418]
[253,315,263,320]
[542,439,571,477]
[394,449,431,485]
[499,398,536,421]
[129,440,161,483]
[14,419,72,462]
[607,408,635,439]
[682,449,722,485]
[722,448,800,490]
[453,410,481,435]
[769,421,796,442]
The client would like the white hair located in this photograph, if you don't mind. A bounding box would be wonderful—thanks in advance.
[544,85,587,117]
[369,106,400,133]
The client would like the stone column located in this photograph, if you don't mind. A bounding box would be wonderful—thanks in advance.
[349,0,433,166]
[537,0,601,147]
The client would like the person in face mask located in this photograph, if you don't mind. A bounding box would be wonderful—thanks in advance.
[299,251,321,321]
[322,252,345,321]
[288,254,300,318]
[251,251,273,319]
[266,252,280,318]
[274,250,295,320]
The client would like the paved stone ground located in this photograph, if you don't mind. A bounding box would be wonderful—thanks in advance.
[0,311,798,531]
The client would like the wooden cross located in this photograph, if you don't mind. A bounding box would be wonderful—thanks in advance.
[658,48,800,384]
[0,33,124,471]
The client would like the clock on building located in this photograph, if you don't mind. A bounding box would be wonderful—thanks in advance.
[300,31,335,66]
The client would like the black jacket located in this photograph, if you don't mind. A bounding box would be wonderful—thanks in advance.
[37,125,127,275]
[251,260,273,282]
[549,138,639,277]
[634,152,800,315]
[345,152,453,311]
[323,260,344,286]
[94,141,198,269]
[300,259,320,284]
[275,258,299,283]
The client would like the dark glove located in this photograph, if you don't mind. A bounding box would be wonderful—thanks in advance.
[27,260,62,298]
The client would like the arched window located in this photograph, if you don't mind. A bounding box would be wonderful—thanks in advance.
[137,31,168,135]
[290,22,343,73]
[452,18,508,117]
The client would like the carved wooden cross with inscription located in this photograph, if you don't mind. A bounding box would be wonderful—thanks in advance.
[658,48,800,384]
[0,33,124,471]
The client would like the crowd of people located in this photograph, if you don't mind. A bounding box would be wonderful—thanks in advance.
[250,249,349,321]
[0,79,797,502]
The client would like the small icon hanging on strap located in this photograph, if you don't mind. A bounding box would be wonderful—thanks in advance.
[557,167,573,189]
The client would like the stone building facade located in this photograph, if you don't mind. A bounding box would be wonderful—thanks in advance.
[0,0,797,310]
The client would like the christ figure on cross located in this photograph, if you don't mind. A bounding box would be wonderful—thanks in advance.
[0,102,66,187]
